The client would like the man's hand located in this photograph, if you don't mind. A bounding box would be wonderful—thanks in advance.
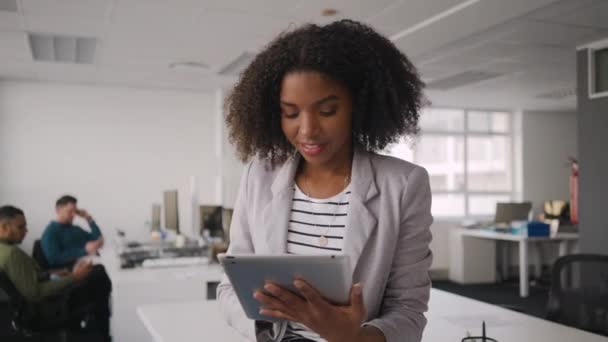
[85,238,104,254]
[72,260,93,280]
[254,280,369,342]
[75,208,92,221]
[50,268,71,277]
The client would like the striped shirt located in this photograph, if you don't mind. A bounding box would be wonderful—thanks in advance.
[285,183,351,341]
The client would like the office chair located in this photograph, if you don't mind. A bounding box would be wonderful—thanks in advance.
[32,240,50,271]
[547,254,608,336]
[0,271,96,342]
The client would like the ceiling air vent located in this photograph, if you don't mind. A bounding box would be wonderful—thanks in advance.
[218,52,255,76]
[28,33,97,64]
[426,71,503,90]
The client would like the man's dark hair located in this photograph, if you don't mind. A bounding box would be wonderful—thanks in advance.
[0,205,24,222]
[56,195,77,208]
[225,19,425,167]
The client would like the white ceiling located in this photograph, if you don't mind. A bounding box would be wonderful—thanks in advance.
[1,0,607,111]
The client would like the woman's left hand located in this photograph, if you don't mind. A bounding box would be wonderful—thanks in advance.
[254,279,366,342]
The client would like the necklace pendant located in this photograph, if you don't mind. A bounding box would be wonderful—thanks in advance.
[319,235,328,247]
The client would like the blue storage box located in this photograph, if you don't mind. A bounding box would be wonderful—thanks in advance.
[527,221,550,237]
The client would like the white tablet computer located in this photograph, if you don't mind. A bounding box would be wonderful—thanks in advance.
[218,253,351,321]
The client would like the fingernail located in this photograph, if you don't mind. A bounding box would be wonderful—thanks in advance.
[293,280,302,289]
[354,283,362,295]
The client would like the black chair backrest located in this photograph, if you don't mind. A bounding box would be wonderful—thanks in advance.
[32,240,50,270]
[0,271,28,330]
[547,254,608,336]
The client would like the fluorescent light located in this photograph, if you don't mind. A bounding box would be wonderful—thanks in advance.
[218,52,255,76]
[390,0,482,42]
[169,61,210,73]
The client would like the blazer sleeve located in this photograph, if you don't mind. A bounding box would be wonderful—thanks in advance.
[364,166,433,342]
[216,162,256,341]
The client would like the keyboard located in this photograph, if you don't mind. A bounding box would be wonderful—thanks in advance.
[141,256,209,268]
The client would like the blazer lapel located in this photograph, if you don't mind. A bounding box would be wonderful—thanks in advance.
[260,148,379,265]
[261,155,299,254]
[343,148,379,276]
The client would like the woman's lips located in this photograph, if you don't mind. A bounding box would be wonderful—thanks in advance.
[300,143,326,156]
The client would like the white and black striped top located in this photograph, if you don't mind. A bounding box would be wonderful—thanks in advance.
[286,184,351,255]
[285,184,351,341]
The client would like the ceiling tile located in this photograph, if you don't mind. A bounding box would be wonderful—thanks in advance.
[0,31,30,60]
[0,11,23,31]
[0,60,38,80]
[205,0,304,18]
[0,0,18,12]
[499,20,604,47]
[0,0,591,112]
[367,0,465,37]
[545,0,608,29]
[527,0,601,20]
[20,0,113,17]
[25,14,105,37]
[293,0,397,24]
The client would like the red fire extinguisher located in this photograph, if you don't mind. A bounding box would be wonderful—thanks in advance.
[569,157,579,224]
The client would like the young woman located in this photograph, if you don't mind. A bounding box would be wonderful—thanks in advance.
[217,20,432,342]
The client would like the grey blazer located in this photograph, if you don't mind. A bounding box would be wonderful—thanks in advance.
[217,147,433,342]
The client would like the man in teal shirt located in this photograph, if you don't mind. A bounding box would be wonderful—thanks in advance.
[41,195,104,268]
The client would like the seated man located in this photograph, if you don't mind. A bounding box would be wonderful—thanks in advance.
[41,195,104,269]
[0,205,110,340]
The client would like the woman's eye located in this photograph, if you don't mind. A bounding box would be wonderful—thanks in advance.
[282,112,298,118]
[320,109,336,116]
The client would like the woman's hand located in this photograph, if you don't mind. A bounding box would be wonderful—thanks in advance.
[254,279,366,342]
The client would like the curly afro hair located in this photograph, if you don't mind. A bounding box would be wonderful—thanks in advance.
[225,19,425,167]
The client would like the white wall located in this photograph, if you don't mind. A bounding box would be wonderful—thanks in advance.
[216,89,245,208]
[522,110,578,215]
[0,81,219,253]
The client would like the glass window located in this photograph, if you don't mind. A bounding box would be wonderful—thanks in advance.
[595,47,608,93]
[468,195,511,217]
[419,108,464,132]
[386,107,514,218]
[467,136,512,192]
[414,136,465,191]
[432,194,465,217]
[468,111,510,133]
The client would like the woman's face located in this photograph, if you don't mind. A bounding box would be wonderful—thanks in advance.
[280,71,353,168]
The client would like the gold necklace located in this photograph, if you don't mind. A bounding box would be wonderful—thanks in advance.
[303,172,351,247]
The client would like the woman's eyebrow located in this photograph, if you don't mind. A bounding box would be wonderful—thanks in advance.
[280,95,339,107]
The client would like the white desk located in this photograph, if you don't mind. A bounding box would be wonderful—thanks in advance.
[99,244,224,342]
[138,289,607,342]
[458,228,578,297]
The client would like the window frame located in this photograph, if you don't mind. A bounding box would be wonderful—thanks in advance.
[587,38,608,99]
[413,107,516,220]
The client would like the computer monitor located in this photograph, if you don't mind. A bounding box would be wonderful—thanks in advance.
[494,202,532,224]
[163,190,180,233]
[151,204,161,231]
[221,207,233,242]
[199,205,223,238]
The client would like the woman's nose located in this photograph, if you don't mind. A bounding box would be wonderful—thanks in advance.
[299,112,320,137]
